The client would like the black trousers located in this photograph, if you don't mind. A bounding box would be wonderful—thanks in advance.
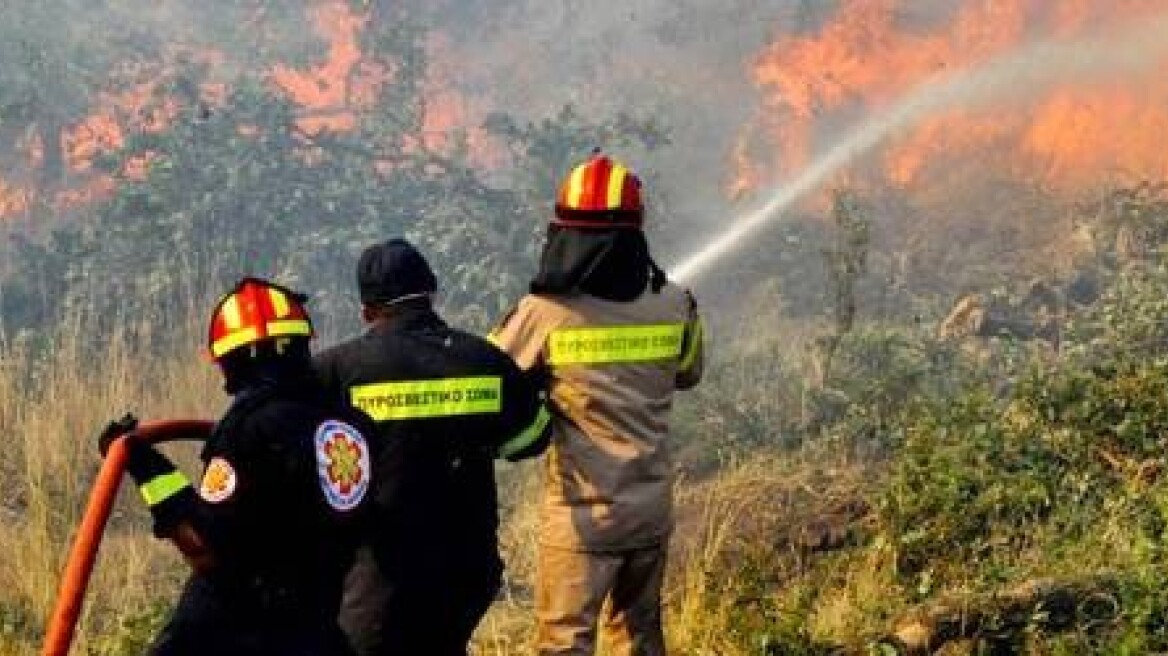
[151,576,354,656]
[340,545,503,656]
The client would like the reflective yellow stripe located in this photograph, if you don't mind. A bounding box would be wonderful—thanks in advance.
[268,288,290,318]
[220,295,242,330]
[548,324,685,365]
[211,326,260,358]
[606,163,627,209]
[350,376,503,421]
[679,317,703,372]
[566,164,587,208]
[138,471,191,507]
[267,319,312,337]
[499,405,552,459]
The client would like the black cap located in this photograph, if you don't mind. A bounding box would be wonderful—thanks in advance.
[357,238,438,305]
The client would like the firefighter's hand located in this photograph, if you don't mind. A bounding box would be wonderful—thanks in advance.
[97,413,139,457]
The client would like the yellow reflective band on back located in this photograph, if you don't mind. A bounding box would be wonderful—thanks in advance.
[269,287,290,318]
[350,376,503,421]
[679,318,703,372]
[499,405,552,459]
[211,326,260,358]
[606,163,627,209]
[548,324,685,365]
[138,471,191,507]
[267,319,312,337]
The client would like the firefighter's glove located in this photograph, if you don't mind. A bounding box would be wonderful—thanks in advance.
[97,413,139,457]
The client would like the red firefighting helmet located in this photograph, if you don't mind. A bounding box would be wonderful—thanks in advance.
[553,152,644,229]
[207,277,314,361]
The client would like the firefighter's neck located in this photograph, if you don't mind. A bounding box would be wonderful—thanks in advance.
[362,298,433,327]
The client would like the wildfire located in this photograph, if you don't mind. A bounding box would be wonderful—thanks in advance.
[744,0,1168,196]
[271,2,375,135]
[414,32,503,169]
[0,0,502,219]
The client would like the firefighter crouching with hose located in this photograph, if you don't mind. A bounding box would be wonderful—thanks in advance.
[489,152,705,655]
[96,277,378,655]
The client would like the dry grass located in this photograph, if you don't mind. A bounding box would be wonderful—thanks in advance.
[0,314,221,654]
[473,445,884,655]
[1,316,882,655]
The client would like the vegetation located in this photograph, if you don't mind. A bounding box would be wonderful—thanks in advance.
[8,2,1168,655]
[7,184,1168,655]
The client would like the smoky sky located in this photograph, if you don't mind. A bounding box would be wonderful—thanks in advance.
[9,1,1167,295]
[426,1,803,246]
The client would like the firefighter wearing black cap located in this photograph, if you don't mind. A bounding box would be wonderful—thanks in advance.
[489,153,704,655]
[314,238,552,656]
[96,277,377,655]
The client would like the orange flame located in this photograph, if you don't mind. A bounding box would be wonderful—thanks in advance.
[414,32,502,169]
[745,0,1168,196]
[271,2,377,135]
[0,1,503,219]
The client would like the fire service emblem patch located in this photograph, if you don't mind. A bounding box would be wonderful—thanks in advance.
[314,420,370,511]
[199,457,237,503]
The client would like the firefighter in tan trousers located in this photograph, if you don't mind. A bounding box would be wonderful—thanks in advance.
[490,152,704,655]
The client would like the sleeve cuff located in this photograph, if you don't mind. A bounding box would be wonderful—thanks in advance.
[499,405,552,461]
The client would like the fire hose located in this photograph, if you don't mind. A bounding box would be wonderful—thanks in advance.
[41,419,214,656]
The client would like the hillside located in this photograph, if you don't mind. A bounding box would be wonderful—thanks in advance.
[6,184,1168,654]
[7,2,1168,654]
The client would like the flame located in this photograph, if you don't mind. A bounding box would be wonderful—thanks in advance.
[745,0,1168,196]
[415,32,503,169]
[0,0,491,218]
[0,179,31,217]
[271,2,374,135]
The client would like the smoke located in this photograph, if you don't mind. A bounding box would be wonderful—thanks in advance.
[10,1,1168,304]
[669,10,1168,284]
[0,1,329,223]
[420,0,799,254]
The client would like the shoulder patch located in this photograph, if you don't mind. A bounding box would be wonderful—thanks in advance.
[199,457,237,504]
[314,420,371,512]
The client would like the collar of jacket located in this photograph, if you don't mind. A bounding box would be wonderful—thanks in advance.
[367,305,448,337]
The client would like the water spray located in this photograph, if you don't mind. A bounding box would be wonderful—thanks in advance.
[669,13,1168,284]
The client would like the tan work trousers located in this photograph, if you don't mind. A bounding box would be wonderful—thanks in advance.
[535,542,669,656]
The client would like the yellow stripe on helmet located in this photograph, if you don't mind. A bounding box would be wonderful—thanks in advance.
[566,163,588,209]
[606,163,628,209]
[268,287,290,318]
[220,295,242,330]
[210,326,261,358]
[267,319,312,338]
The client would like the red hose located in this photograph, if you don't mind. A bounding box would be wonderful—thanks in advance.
[41,419,214,656]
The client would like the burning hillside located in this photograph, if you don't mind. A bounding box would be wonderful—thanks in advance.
[0,1,514,221]
[739,0,1168,198]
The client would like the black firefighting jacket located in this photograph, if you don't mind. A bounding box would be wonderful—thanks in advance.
[140,378,378,655]
[313,307,550,578]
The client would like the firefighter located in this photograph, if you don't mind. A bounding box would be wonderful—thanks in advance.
[488,152,704,655]
[314,238,551,656]
[97,277,377,655]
